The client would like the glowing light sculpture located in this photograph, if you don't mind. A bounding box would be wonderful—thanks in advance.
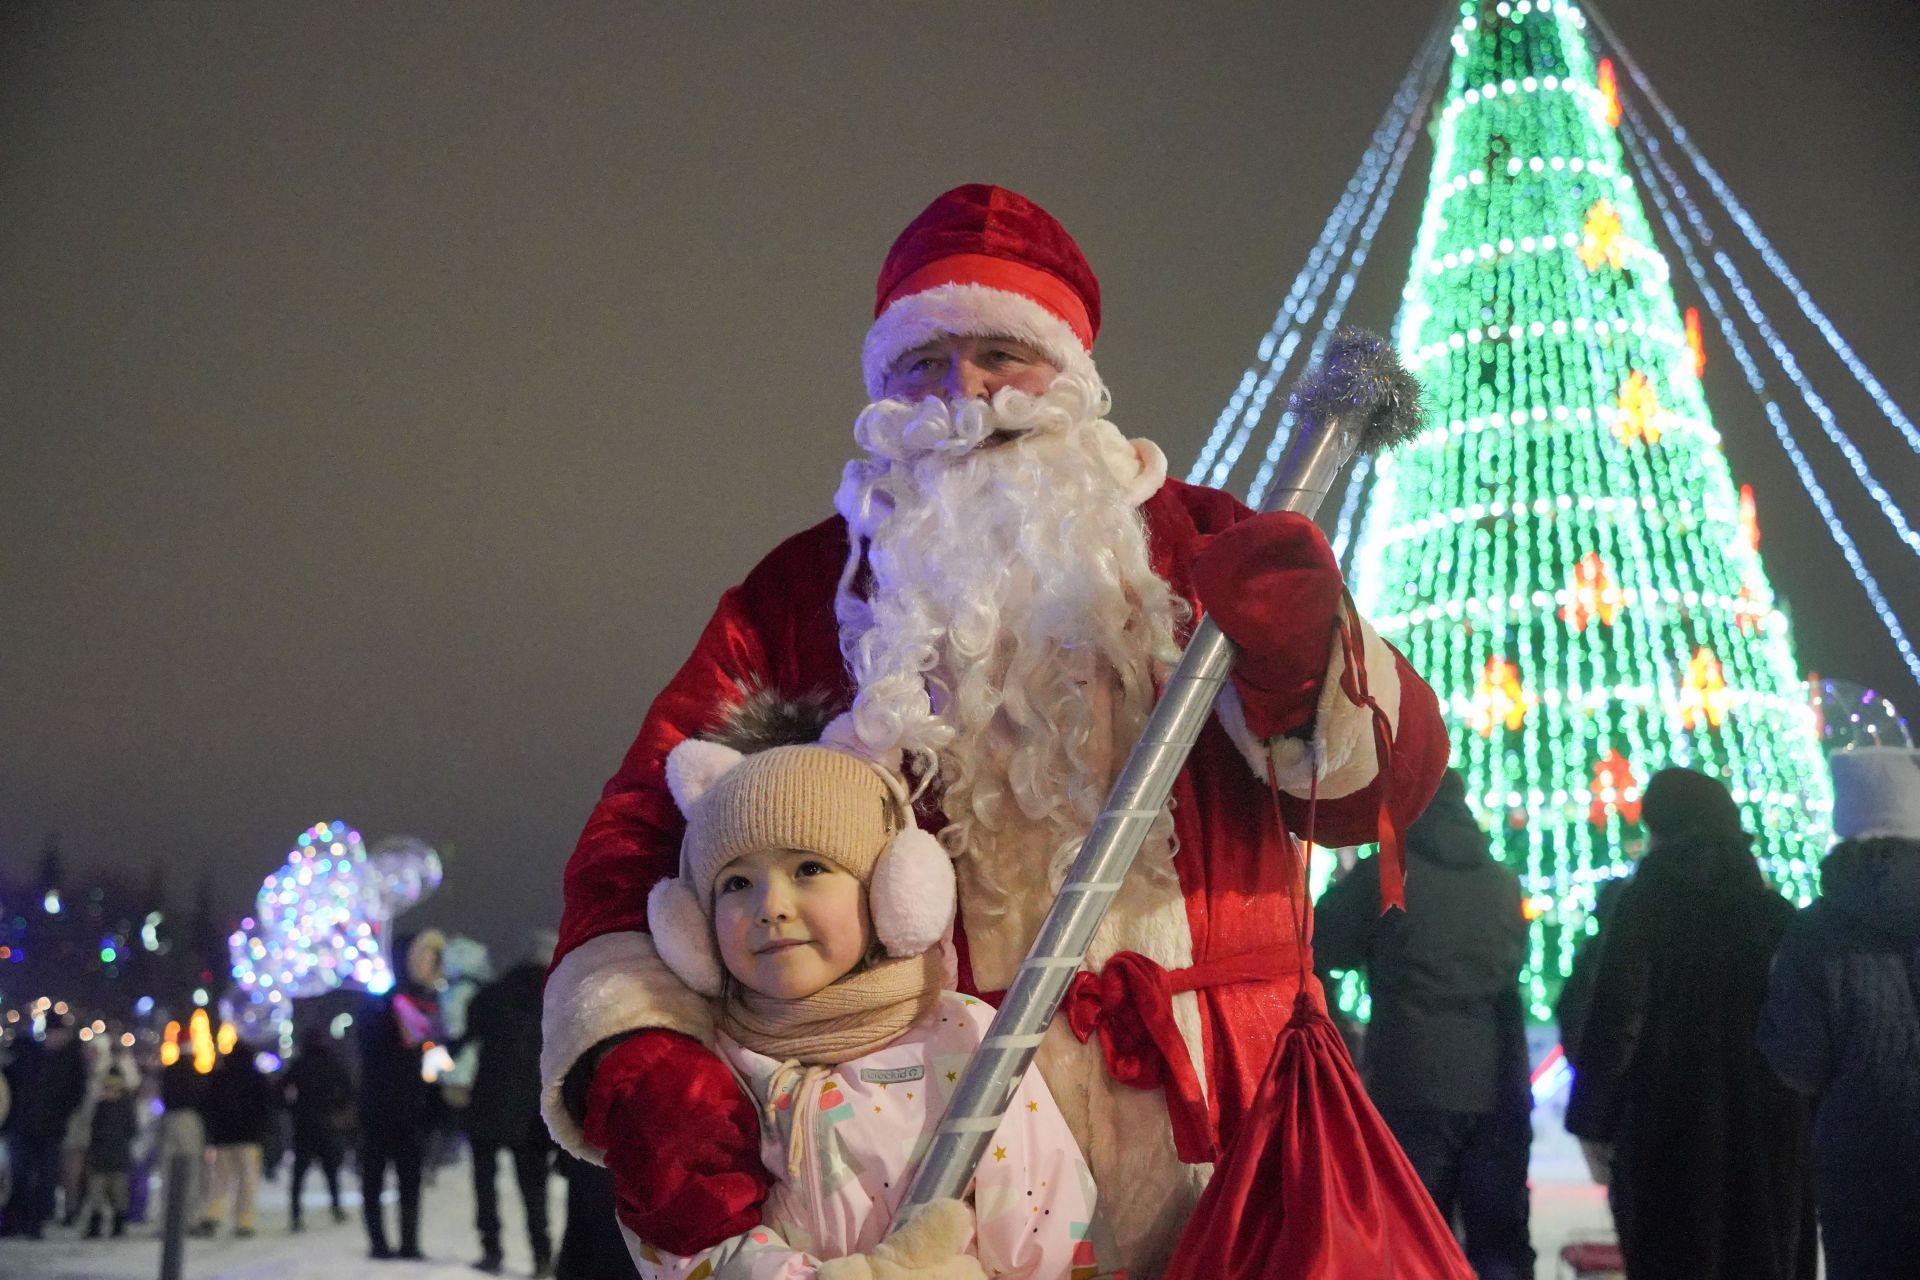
[223,821,442,1043]
[1346,0,1830,1016]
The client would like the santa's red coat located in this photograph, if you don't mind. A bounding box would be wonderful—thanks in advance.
[542,476,1453,1272]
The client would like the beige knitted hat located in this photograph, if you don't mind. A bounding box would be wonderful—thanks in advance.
[647,735,956,998]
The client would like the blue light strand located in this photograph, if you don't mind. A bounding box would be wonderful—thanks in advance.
[1194,96,1405,488]
[1584,1,1920,457]
[1330,452,1375,568]
[1247,36,1446,509]
[1619,119,1920,685]
[1621,106,1920,558]
[1190,17,1453,492]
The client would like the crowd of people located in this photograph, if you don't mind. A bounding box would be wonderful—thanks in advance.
[1316,748,1920,1280]
[7,181,1918,1280]
[1,930,640,1278]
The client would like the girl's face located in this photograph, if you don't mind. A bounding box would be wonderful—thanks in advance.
[712,847,873,999]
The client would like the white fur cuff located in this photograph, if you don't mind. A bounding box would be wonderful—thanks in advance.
[540,929,717,1161]
[1213,611,1403,802]
[862,283,1100,399]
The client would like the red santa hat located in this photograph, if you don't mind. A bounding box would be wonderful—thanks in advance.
[862,184,1104,400]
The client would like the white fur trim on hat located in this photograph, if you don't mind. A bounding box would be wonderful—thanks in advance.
[646,877,725,997]
[1830,747,1920,841]
[869,827,957,957]
[863,282,1101,400]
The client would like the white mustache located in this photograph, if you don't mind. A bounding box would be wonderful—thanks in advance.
[850,371,1107,465]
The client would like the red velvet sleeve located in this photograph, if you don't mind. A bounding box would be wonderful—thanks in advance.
[1160,481,1451,851]
[585,1031,774,1253]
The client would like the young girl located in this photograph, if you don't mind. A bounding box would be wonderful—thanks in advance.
[633,713,1107,1280]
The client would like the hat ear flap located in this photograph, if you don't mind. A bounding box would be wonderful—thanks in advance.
[665,739,746,816]
[870,827,956,958]
[646,878,725,998]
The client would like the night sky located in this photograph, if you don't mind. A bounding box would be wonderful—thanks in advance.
[5,2,1917,955]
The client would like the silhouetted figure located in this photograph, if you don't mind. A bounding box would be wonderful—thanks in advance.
[198,1047,277,1237]
[79,1068,137,1237]
[0,1024,88,1238]
[1316,768,1534,1280]
[156,1056,212,1237]
[1761,748,1920,1279]
[357,931,446,1261]
[1552,874,1628,1065]
[463,934,557,1276]
[554,1149,640,1280]
[1565,767,1815,1280]
[283,1029,353,1230]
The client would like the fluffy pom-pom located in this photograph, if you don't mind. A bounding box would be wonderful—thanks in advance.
[665,739,745,816]
[870,828,956,958]
[711,683,839,755]
[646,878,725,997]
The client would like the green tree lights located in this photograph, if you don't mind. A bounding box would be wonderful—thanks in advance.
[1349,0,1831,1018]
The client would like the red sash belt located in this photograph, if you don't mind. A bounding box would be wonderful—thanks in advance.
[1063,946,1303,1164]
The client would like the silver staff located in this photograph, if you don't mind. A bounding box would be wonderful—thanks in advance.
[894,326,1425,1219]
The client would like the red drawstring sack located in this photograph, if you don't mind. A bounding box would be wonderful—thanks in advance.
[1162,993,1472,1280]
[1165,593,1471,1280]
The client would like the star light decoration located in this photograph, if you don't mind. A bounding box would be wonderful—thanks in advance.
[1469,656,1535,735]
[1588,751,1642,829]
[1596,56,1622,129]
[1560,551,1623,632]
[1613,370,1662,446]
[1578,198,1629,272]
[223,821,442,1044]
[1679,646,1732,730]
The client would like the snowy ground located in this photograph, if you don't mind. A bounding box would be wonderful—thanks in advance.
[4,1117,1614,1280]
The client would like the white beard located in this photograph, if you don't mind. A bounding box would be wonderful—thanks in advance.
[833,373,1209,1280]
[832,371,1188,961]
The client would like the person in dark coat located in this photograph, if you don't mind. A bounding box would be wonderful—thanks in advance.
[1315,768,1534,1280]
[0,1020,88,1239]
[197,1045,278,1236]
[358,929,446,1261]
[1552,873,1628,1065]
[79,1066,138,1237]
[1564,766,1816,1280]
[554,1149,640,1280]
[462,932,557,1276]
[1760,747,1920,1280]
[283,1028,353,1230]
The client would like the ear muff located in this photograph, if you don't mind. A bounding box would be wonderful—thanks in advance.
[869,826,956,958]
[646,877,725,997]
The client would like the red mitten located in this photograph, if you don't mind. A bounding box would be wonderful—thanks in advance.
[1190,512,1344,739]
[584,1029,772,1255]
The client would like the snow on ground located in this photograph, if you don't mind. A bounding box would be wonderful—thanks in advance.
[3,1117,1613,1280]
[0,1151,567,1280]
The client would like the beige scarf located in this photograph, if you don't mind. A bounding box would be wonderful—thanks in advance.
[720,949,945,1065]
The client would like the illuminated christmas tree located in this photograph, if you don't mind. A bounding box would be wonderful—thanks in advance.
[1346,0,1832,1016]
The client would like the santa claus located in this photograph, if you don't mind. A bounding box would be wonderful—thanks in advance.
[542,184,1454,1278]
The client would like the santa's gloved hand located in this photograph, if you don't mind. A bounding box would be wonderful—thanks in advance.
[583,1029,773,1255]
[817,1200,986,1280]
[1191,511,1345,739]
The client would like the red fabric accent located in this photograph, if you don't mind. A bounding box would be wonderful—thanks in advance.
[1064,947,1303,1164]
[889,252,1094,351]
[1165,997,1474,1280]
[1189,512,1343,739]
[550,478,1456,1258]
[1333,590,1409,913]
[584,1030,773,1255]
[874,184,1101,343]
